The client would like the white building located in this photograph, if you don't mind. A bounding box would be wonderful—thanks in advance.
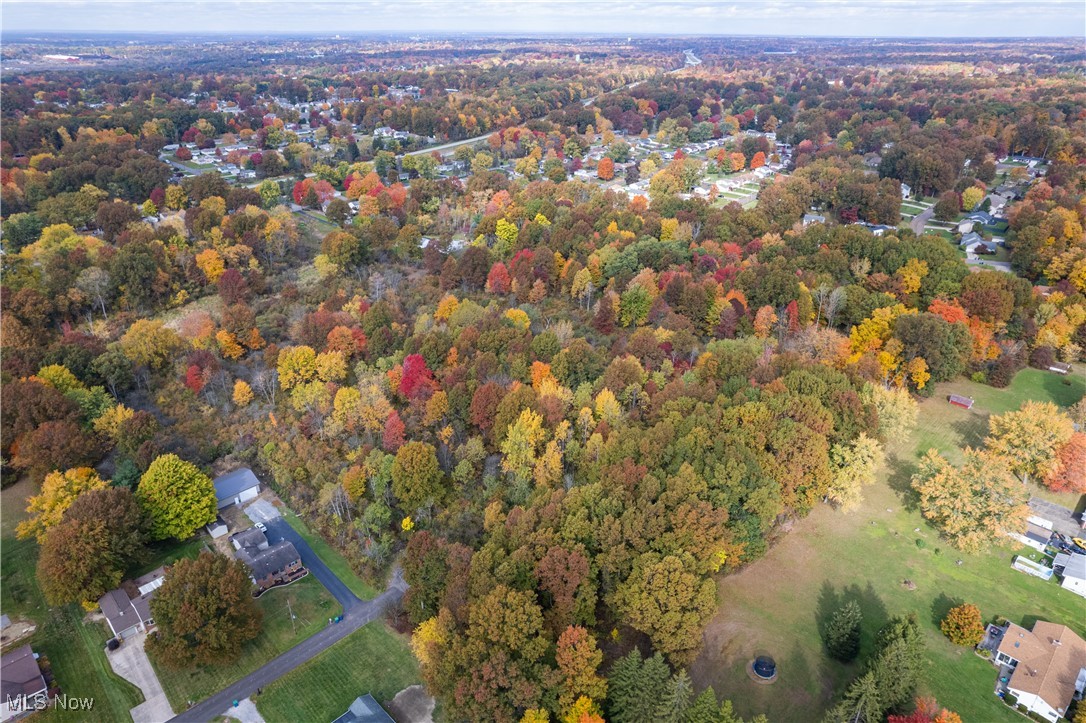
[1053,552,1086,598]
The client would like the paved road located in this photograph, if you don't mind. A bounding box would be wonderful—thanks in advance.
[169,568,406,723]
[244,501,361,610]
[404,132,495,157]
[910,203,934,235]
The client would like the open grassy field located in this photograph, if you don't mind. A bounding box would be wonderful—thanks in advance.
[151,573,338,710]
[690,368,1085,722]
[253,623,419,723]
[280,508,379,600]
[1,479,145,722]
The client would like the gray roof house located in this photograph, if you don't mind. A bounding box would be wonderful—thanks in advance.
[1053,552,1086,599]
[98,567,167,640]
[960,231,983,247]
[802,213,826,226]
[232,528,304,591]
[332,694,395,723]
[1,645,47,718]
[213,468,261,510]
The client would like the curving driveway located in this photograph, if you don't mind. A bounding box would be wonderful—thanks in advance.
[105,631,174,723]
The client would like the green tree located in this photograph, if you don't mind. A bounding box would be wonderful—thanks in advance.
[824,600,863,662]
[136,454,217,540]
[16,467,108,543]
[826,434,883,511]
[147,551,262,667]
[612,554,716,665]
[391,441,443,512]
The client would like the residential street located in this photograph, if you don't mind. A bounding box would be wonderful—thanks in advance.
[168,569,406,722]
[910,204,934,234]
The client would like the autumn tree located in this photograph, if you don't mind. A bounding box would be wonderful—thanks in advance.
[612,554,716,665]
[17,467,109,542]
[147,552,262,667]
[940,603,984,647]
[597,157,615,181]
[136,454,217,540]
[556,626,607,714]
[392,441,443,512]
[11,419,102,484]
[912,448,1028,551]
[36,487,148,606]
[986,401,1074,483]
[826,433,884,511]
[1044,433,1086,493]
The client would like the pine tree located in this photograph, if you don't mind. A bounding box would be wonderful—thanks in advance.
[682,688,722,723]
[656,668,693,722]
[825,600,863,662]
[825,671,882,723]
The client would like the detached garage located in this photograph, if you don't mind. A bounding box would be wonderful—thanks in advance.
[214,468,261,510]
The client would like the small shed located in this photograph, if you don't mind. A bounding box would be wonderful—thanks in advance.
[213,468,261,510]
[1048,362,1072,375]
[948,394,975,409]
[206,517,228,539]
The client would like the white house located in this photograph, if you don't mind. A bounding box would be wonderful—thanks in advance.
[213,468,261,510]
[1053,552,1086,598]
[1008,516,1053,553]
[994,621,1086,721]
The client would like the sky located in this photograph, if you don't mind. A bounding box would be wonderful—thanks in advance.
[2,0,1084,38]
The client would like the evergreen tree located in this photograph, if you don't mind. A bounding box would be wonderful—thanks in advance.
[657,668,693,722]
[826,671,882,723]
[683,688,723,723]
[825,600,863,662]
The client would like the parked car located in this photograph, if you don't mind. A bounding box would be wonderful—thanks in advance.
[255,522,267,533]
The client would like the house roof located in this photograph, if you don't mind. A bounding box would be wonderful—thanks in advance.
[231,527,268,550]
[1054,552,1086,582]
[213,468,261,503]
[237,540,301,581]
[332,694,395,723]
[999,621,1086,715]
[0,645,47,701]
[134,566,167,595]
[99,588,143,636]
[960,231,983,246]
[1025,522,1052,545]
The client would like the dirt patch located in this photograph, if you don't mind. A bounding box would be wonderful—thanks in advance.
[0,618,37,648]
[387,685,435,723]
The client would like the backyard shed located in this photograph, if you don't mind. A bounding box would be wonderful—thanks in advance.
[948,394,975,409]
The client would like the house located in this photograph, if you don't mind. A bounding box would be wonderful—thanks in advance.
[960,231,984,247]
[98,567,167,640]
[332,694,395,723]
[900,183,912,198]
[1009,516,1054,552]
[957,219,975,234]
[232,528,304,592]
[213,468,261,510]
[948,394,974,409]
[802,213,826,226]
[967,210,996,226]
[1052,552,1086,598]
[993,621,1086,721]
[1,645,48,721]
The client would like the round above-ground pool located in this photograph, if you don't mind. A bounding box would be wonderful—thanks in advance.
[752,655,777,680]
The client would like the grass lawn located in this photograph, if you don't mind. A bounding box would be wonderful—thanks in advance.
[253,623,419,723]
[689,368,1085,722]
[280,509,379,600]
[151,574,338,710]
[1,480,144,722]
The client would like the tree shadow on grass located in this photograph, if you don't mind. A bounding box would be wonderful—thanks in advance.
[885,452,921,511]
[931,591,964,628]
[950,417,987,450]
[815,581,889,661]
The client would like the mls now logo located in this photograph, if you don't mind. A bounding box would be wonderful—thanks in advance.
[6,693,94,712]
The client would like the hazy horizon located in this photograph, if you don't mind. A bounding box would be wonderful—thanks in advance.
[2,0,1084,39]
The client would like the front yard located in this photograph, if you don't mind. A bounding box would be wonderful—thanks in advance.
[150,574,338,711]
[689,369,1085,722]
[253,622,419,723]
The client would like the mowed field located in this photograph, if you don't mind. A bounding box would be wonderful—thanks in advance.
[254,622,419,723]
[690,367,1086,722]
